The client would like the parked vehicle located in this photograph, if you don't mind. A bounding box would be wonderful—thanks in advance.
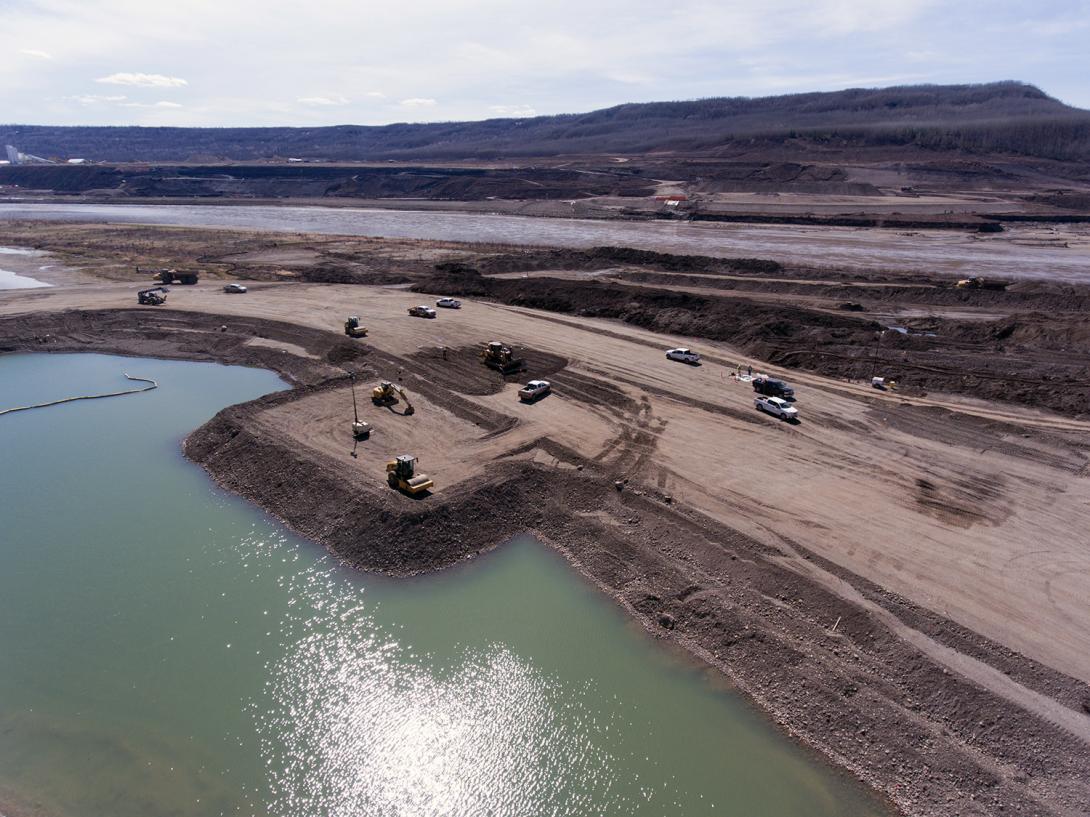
[436,297,462,309]
[752,377,794,399]
[755,396,798,421]
[518,380,551,402]
[223,283,247,294]
[408,305,437,319]
[665,348,701,364]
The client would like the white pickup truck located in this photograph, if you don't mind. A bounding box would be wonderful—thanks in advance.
[665,348,701,364]
[755,395,799,421]
[518,380,551,402]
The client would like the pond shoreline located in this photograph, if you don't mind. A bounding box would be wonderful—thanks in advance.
[3,307,1089,817]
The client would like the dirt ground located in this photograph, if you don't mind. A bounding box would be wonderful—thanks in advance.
[3,235,1090,817]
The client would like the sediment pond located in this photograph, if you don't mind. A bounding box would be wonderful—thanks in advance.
[0,352,887,817]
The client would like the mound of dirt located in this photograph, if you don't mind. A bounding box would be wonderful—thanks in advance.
[460,247,784,276]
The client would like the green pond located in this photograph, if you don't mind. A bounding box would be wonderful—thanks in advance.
[0,353,888,817]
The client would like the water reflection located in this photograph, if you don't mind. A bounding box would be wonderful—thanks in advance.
[256,576,647,817]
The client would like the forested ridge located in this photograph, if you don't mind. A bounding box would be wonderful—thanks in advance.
[3,82,1088,162]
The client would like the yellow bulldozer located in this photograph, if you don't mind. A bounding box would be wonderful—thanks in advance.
[480,341,526,375]
[371,380,415,416]
[344,316,368,337]
[386,455,433,495]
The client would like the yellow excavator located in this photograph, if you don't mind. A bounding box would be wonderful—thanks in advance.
[371,380,415,416]
[480,341,526,375]
[344,316,368,337]
[386,454,433,495]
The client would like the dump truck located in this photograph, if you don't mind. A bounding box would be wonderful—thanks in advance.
[151,269,199,285]
[386,455,433,495]
[137,286,168,305]
[344,316,368,337]
[480,341,526,374]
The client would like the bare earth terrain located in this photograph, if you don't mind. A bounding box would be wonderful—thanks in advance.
[2,221,1090,817]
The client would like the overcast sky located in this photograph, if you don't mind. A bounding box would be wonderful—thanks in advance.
[2,0,1089,127]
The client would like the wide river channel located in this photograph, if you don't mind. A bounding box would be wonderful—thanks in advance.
[1,201,1088,282]
[0,352,888,817]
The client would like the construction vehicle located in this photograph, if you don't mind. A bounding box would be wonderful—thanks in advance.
[371,381,415,416]
[350,377,371,439]
[137,286,169,305]
[146,268,199,285]
[385,454,433,495]
[480,341,526,375]
[955,276,1006,291]
[344,316,368,338]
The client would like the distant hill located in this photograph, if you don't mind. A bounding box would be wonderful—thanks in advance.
[3,82,1089,163]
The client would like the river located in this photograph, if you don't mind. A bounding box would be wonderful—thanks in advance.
[0,352,887,817]
[1,201,1088,282]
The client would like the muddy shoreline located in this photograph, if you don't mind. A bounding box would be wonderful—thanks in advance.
[3,307,1089,816]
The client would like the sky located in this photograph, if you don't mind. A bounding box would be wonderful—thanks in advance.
[2,0,1089,127]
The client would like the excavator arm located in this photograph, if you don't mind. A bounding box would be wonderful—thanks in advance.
[393,385,415,415]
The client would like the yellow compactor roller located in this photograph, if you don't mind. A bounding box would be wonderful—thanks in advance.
[344,316,368,337]
[386,455,433,495]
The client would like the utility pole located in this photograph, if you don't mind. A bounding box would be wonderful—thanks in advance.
[869,329,884,380]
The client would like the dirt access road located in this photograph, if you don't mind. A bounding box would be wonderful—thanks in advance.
[4,278,1090,694]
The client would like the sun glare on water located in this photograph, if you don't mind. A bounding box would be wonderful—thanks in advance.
[255,590,653,817]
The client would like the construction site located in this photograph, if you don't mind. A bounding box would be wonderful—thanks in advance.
[2,215,1090,817]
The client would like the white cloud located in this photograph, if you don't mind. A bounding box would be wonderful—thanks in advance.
[64,94,182,110]
[298,95,349,106]
[2,0,1089,124]
[119,100,183,108]
[68,94,128,105]
[488,104,536,117]
[19,48,52,59]
[96,72,188,88]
